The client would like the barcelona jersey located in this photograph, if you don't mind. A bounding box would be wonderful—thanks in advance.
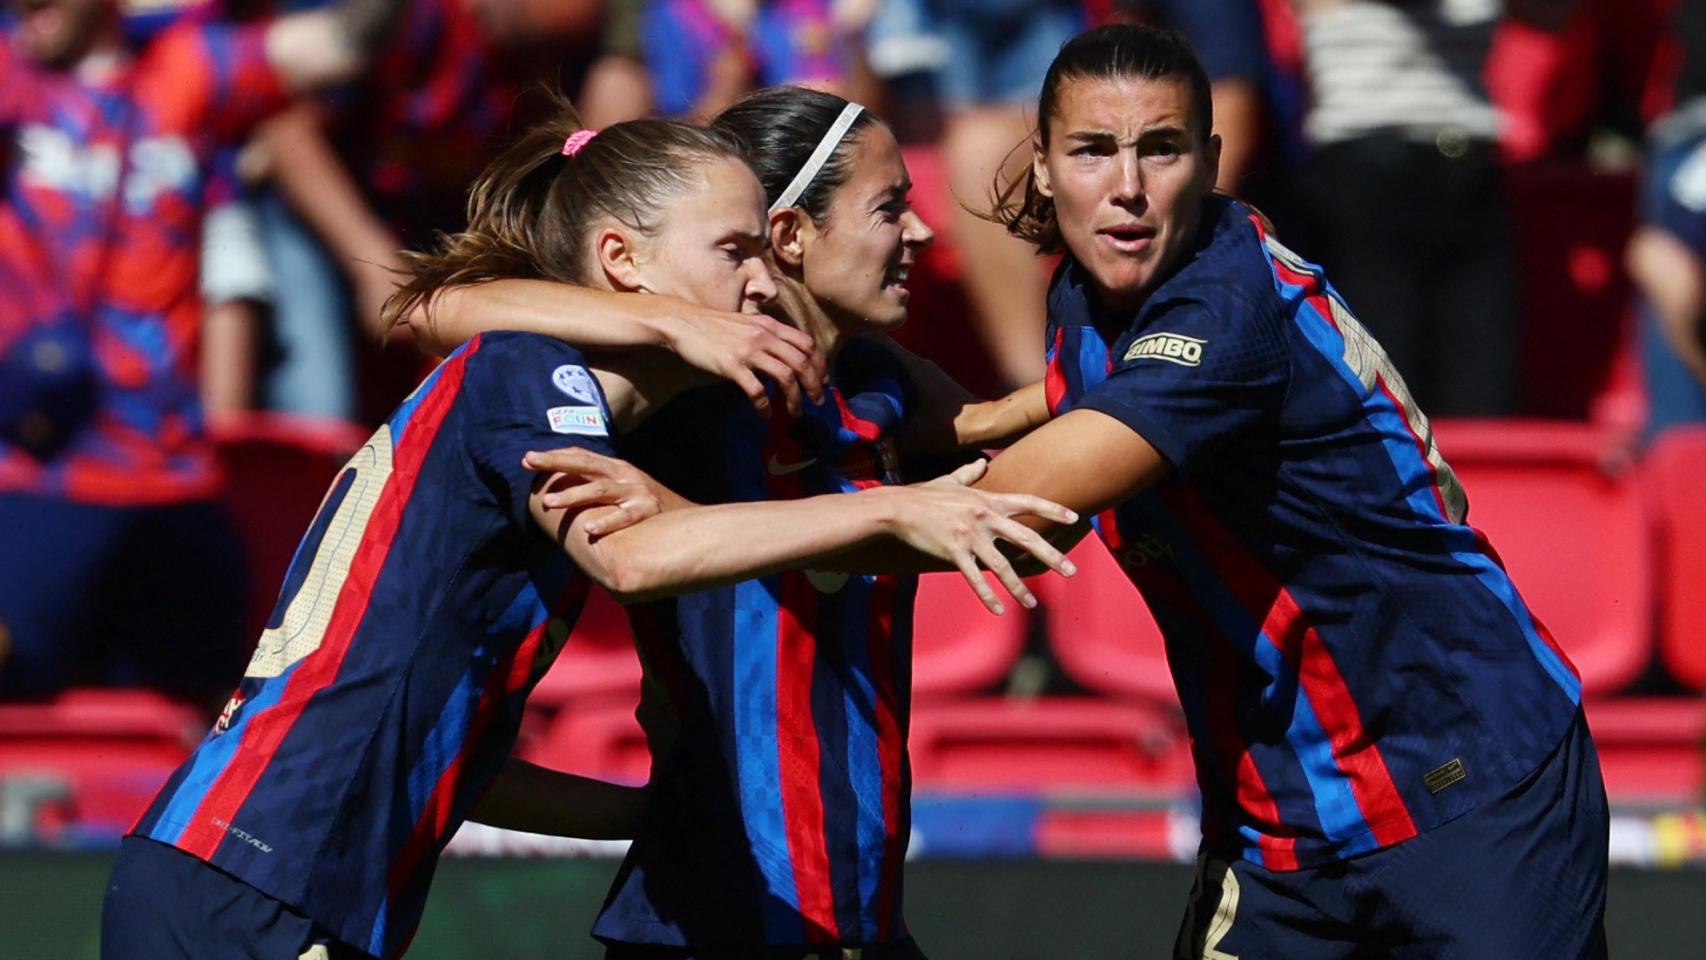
[1043,196,1582,871]
[132,333,616,957]
[594,338,919,951]
[0,21,285,503]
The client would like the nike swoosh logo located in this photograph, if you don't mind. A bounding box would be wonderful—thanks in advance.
[767,454,818,476]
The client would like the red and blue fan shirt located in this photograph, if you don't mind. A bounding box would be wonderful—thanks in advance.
[0,20,285,503]
[131,333,616,958]
[1044,196,1582,871]
[644,0,850,117]
[595,338,919,951]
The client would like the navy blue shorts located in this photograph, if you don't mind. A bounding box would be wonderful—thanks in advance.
[1175,709,1609,959]
[102,836,369,960]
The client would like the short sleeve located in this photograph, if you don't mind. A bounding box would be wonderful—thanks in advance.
[1077,294,1288,477]
[1645,138,1706,257]
[455,333,620,530]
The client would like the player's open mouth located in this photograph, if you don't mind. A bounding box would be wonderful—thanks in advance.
[1099,223,1155,255]
[883,262,913,295]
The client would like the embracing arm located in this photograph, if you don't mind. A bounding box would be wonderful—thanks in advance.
[468,758,647,839]
[815,408,1171,595]
[525,451,1076,612]
[408,280,824,415]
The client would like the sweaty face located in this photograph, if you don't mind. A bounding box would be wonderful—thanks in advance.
[1034,74,1220,312]
[634,156,777,314]
[795,124,934,333]
[14,0,111,67]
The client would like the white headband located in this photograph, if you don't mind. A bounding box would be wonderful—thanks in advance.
[768,102,866,215]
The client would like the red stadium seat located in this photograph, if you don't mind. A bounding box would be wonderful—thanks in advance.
[1646,427,1706,691]
[1038,539,1176,703]
[1583,698,1705,806]
[0,689,203,842]
[908,697,1193,797]
[911,572,1029,698]
[211,413,369,640]
[529,587,642,708]
[521,695,650,786]
[1431,420,1652,696]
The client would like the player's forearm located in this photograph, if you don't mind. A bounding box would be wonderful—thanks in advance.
[409,280,683,357]
[469,758,646,839]
[262,106,399,275]
[570,487,934,601]
[1628,228,1706,389]
[953,381,1050,450]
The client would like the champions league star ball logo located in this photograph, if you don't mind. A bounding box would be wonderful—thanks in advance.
[552,364,598,404]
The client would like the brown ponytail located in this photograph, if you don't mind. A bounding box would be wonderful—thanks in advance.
[383,97,749,333]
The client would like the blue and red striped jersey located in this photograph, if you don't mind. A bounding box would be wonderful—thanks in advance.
[594,338,919,951]
[0,21,286,503]
[132,333,616,957]
[1044,197,1582,871]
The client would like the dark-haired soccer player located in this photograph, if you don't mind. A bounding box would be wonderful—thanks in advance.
[959,24,1608,960]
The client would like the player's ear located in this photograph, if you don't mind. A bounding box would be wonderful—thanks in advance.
[769,207,810,271]
[596,224,649,293]
[1031,137,1054,199]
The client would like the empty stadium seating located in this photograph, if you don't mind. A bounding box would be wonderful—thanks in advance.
[0,689,203,843]
[907,698,1193,797]
[1038,539,1176,703]
[911,572,1030,697]
[1431,420,1651,696]
[521,695,650,786]
[1645,427,1706,692]
[1584,698,1706,806]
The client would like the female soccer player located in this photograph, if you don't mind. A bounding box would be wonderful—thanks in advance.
[102,113,1075,960]
[411,87,1055,958]
[954,25,1606,960]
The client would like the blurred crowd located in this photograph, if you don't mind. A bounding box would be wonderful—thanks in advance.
[2,0,1705,701]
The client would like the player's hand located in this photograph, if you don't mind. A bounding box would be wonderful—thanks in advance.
[657,302,825,417]
[879,459,1078,614]
[524,448,680,537]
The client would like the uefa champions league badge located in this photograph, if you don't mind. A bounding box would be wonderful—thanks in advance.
[552,364,599,404]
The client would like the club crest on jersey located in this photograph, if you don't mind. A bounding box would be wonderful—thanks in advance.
[1124,332,1206,367]
[552,364,598,404]
[547,405,608,437]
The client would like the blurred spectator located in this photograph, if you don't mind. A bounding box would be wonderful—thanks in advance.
[641,0,868,120]
[0,0,404,699]
[246,0,602,420]
[930,0,1086,388]
[1627,0,1706,441]
[579,0,654,125]
[1292,0,1520,416]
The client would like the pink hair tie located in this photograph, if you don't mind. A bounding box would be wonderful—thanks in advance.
[561,129,599,157]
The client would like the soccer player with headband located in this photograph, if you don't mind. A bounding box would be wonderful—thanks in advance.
[106,109,1077,960]
[406,85,1068,957]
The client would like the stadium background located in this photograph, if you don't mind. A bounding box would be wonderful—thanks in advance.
[6,0,1706,955]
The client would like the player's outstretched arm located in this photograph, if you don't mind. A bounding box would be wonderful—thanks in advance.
[468,758,646,840]
[403,279,825,416]
[526,450,1078,614]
